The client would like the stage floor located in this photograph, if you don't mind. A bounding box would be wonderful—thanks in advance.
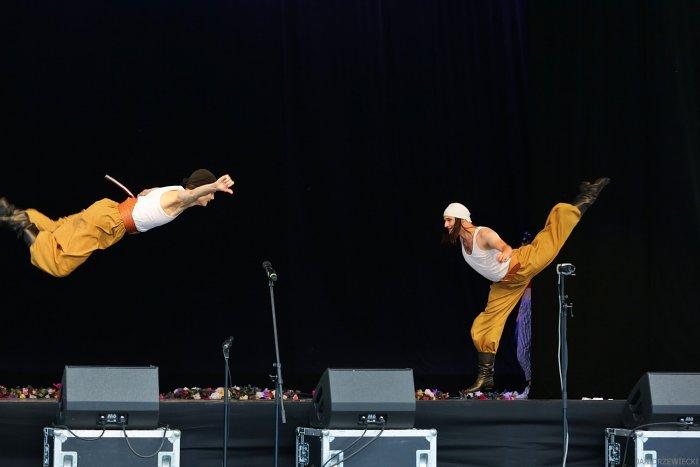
[0,399,624,466]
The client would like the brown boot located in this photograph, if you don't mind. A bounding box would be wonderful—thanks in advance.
[464,352,495,393]
[573,177,610,214]
[1,211,39,246]
[21,223,39,246]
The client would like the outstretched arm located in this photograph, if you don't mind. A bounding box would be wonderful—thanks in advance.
[176,174,234,205]
[482,228,513,263]
[160,174,235,213]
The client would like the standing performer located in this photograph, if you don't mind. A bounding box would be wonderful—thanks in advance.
[443,178,609,393]
[0,169,234,277]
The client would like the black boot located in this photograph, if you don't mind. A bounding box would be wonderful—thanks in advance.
[464,352,495,393]
[1,211,39,246]
[0,197,17,217]
[573,177,610,214]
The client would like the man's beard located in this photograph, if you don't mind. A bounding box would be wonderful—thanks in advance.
[442,220,463,245]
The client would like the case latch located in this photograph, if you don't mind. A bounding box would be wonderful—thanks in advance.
[297,441,309,465]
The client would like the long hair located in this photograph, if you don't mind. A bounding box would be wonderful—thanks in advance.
[442,217,465,245]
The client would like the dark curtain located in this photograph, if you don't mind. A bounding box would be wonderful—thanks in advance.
[278,0,531,390]
[3,0,698,399]
[3,0,531,393]
[527,0,700,397]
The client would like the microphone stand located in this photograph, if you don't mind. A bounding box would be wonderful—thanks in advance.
[556,263,575,467]
[267,273,286,467]
[222,337,233,467]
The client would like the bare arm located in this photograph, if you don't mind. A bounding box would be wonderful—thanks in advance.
[160,174,235,213]
[179,174,234,203]
[481,228,513,263]
[176,183,220,205]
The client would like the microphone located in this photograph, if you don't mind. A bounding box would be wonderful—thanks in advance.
[556,263,576,275]
[222,336,234,350]
[262,261,278,282]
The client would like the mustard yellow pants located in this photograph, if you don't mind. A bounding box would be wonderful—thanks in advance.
[471,203,581,353]
[26,199,126,277]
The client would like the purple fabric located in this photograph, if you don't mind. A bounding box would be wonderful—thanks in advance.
[514,286,532,381]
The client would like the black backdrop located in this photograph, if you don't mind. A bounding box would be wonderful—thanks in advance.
[527,0,700,397]
[3,0,698,399]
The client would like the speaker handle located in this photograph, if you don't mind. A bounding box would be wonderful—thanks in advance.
[626,388,644,424]
[313,387,324,419]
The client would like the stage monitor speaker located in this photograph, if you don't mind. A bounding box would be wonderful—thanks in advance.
[310,368,416,429]
[58,365,160,429]
[622,372,700,429]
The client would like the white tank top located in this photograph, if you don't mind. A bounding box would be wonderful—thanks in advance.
[132,186,185,233]
[461,227,511,282]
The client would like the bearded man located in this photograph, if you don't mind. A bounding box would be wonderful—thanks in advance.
[443,178,610,392]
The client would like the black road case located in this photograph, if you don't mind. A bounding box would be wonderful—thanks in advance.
[296,427,437,466]
[43,427,180,467]
[605,428,700,466]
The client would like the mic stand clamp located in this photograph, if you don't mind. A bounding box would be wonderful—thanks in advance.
[563,297,574,317]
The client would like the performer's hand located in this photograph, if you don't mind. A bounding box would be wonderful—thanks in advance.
[214,174,235,194]
[496,247,512,263]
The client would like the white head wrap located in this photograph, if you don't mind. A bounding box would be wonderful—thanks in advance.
[443,202,472,222]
